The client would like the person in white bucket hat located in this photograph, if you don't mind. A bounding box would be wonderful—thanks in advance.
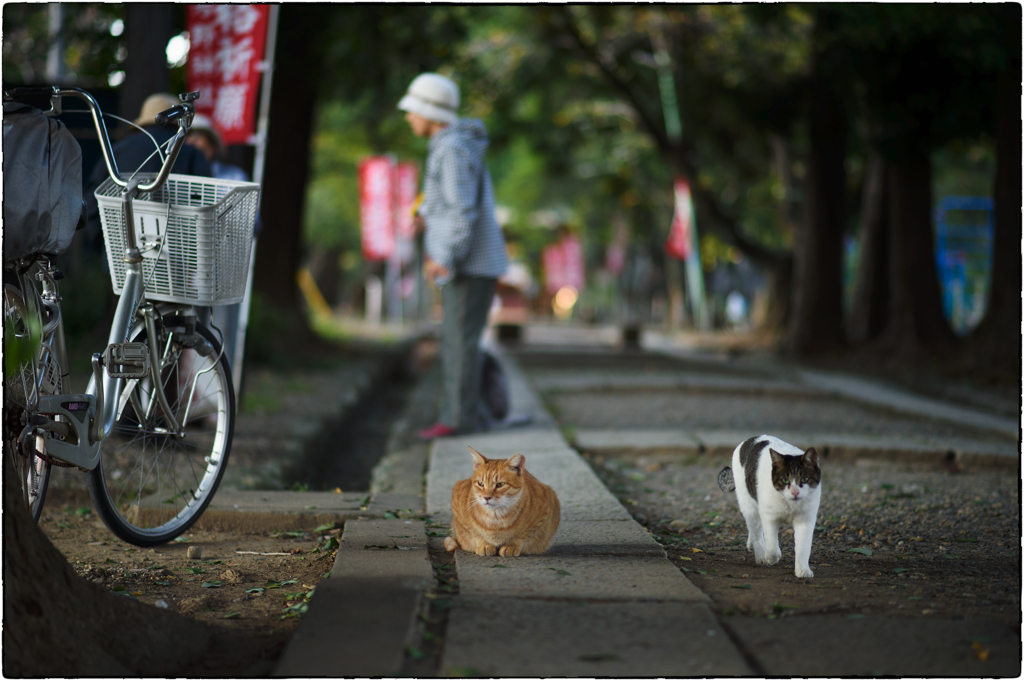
[398,73,460,126]
[398,73,508,439]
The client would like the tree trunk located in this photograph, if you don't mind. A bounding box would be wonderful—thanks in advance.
[962,16,1022,379]
[785,75,847,355]
[877,151,959,357]
[847,152,890,344]
[252,6,325,314]
[2,453,210,676]
[121,4,173,126]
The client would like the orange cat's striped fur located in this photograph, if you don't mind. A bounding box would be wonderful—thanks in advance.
[444,447,560,557]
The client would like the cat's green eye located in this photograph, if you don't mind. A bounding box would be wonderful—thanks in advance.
[495,482,505,488]
[476,481,484,487]
[801,477,809,483]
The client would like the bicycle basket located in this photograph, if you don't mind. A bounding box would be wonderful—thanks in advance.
[95,173,260,305]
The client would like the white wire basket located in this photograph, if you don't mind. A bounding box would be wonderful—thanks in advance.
[96,173,260,306]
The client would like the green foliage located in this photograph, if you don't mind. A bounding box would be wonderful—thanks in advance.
[2,4,124,86]
[3,306,41,381]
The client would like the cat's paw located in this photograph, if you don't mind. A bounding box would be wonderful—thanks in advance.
[795,565,814,579]
[443,537,459,553]
[765,549,782,565]
[475,544,497,556]
[498,545,522,557]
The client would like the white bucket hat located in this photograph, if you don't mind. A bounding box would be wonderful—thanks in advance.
[398,73,459,125]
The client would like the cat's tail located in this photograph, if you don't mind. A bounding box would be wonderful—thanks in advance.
[717,466,735,493]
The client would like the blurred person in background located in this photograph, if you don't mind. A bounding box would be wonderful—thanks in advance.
[399,72,508,438]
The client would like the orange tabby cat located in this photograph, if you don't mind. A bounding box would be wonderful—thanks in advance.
[444,446,560,557]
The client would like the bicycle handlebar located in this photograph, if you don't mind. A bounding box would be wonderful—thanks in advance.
[3,86,197,196]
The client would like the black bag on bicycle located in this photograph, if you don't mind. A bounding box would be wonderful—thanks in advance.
[2,101,83,263]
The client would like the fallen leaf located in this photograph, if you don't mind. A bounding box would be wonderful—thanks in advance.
[220,569,242,584]
[731,584,753,590]
[222,611,242,619]
[201,581,223,588]
[690,547,704,554]
[972,643,990,662]
[848,548,873,556]
[676,556,692,561]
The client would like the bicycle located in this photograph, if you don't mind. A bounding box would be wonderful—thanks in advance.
[3,86,260,546]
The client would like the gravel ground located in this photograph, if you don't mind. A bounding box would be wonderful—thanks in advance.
[517,347,1020,627]
[583,449,1021,624]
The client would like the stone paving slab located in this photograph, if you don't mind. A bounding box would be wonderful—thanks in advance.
[573,428,1019,468]
[196,490,367,533]
[273,577,423,678]
[726,614,1021,676]
[442,597,751,677]
[796,369,1019,438]
[331,519,433,587]
[427,435,631,523]
[574,428,701,453]
[545,520,667,558]
[455,553,707,601]
[529,371,815,397]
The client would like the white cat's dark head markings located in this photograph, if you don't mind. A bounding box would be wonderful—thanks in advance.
[769,448,822,492]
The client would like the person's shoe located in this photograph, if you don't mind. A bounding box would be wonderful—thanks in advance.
[418,423,456,439]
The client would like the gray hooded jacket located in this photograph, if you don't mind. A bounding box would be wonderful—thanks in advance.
[421,118,508,282]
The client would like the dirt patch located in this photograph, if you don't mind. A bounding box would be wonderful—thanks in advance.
[38,487,340,675]
[585,451,1021,626]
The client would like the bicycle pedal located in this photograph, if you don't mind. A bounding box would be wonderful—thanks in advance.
[104,342,150,378]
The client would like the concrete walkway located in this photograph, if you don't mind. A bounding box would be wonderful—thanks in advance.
[269,339,1019,677]
[424,354,751,676]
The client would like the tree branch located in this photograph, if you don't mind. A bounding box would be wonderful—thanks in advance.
[558,7,786,270]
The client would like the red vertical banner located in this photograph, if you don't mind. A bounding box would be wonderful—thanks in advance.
[542,235,585,295]
[359,156,397,261]
[396,162,419,241]
[186,5,269,145]
[542,242,567,296]
[561,235,585,290]
[665,175,695,260]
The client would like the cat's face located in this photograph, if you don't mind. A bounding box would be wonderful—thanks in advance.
[769,448,821,502]
[469,447,525,513]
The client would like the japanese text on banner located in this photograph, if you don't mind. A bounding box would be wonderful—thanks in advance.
[186,5,269,145]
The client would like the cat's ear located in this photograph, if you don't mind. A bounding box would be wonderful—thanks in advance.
[803,447,820,467]
[506,453,525,476]
[469,447,486,469]
[769,448,785,465]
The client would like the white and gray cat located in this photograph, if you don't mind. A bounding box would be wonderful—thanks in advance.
[718,435,821,578]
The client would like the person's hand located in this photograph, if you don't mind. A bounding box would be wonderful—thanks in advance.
[424,258,450,281]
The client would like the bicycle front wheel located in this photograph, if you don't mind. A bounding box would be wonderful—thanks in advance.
[87,313,234,545]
